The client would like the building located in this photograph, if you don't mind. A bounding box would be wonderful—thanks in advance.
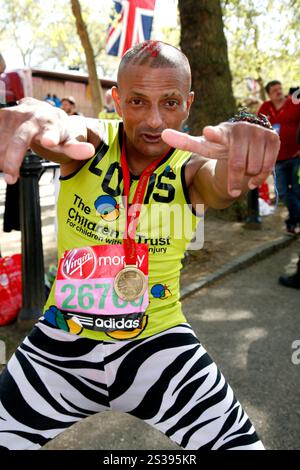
[31,69,116,117]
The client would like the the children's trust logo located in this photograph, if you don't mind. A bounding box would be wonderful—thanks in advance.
[94,195,120,221]
[151,284,172,300]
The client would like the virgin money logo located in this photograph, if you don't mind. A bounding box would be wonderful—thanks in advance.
[61,247,96,280]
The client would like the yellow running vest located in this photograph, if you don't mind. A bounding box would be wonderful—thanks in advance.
[43,120,202,341]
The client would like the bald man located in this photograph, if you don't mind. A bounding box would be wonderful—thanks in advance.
[0,41,279,450]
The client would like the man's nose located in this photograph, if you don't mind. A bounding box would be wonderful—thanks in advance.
[146,105,163,129]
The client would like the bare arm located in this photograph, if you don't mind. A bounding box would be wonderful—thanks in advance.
[0,98,101,183]
[162,122,280,209]
[186,156,250,210]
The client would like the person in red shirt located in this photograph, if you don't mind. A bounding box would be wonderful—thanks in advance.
[258,81,300,233]
[279,124,300,289]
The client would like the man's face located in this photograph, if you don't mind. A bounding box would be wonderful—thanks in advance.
[61,99,74,115]
[112,65,194,158]
[268,84,284,101]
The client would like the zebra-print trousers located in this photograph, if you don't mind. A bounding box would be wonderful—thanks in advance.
[0,321,264,450]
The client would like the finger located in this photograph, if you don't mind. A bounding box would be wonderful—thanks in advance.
[248,130,280,189]
[48,139,95,160]
[227,125,249,197]
[246,127,264,176]
[38,127,62,147]
[161,129,228,158]
[3,121,37,183]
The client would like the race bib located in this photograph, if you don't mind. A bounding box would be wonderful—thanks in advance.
[55,244,149,331]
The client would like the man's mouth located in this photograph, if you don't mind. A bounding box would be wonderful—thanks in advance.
[141,133,162,143]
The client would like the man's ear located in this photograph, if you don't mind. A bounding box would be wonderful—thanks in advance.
[111,86,122,117]
[186,91,194,115]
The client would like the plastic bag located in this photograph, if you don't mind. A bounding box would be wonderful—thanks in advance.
[0,254,22,326]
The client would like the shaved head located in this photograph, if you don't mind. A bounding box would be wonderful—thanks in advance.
[118,40,192,91]
[112,40,194,161]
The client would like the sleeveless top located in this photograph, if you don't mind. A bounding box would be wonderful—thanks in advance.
[43,120,202,341]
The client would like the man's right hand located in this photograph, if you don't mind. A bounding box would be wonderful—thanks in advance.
[0,98,95,184]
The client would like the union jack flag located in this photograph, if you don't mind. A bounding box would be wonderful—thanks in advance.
[106,0,157,57]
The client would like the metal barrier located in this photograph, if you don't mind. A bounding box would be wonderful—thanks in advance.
[18,151,59,321]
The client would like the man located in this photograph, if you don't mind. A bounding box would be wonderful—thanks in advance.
[279,124,300,289]
[258,80,300,234]
[0,41,279,450]
[61,95,79,115]
[99,88,120,120]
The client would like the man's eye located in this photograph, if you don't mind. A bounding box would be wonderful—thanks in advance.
[166,100,178,107]
[130,99,143,105]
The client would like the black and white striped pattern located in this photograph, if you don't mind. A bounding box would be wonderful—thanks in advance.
[0,322,264,450]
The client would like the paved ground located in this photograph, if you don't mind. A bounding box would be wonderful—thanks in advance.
[44,239,300,450]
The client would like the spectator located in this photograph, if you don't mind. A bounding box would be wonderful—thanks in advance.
[43,93,55,107]
[61,96,79,116]
[99,88,120,120]
[279,123,300,289]
[52,94,61,108]
[258,80,300,234]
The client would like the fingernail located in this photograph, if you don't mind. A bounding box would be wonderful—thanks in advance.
[248,182,257,190]
[230,189,241,197]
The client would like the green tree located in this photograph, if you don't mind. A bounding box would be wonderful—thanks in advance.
[0,0,46,66]
[0,0,118,78]
[39,1,118,77]
[222,0,300,102]
[178,0,236,134]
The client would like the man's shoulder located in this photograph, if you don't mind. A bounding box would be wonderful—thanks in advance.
[99,118,123,145]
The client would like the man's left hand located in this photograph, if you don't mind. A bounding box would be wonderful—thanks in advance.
[162,121,280,198]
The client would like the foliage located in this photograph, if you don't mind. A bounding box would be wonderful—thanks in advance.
[0,0,118,77]
[222,0,300,102]
[0,0,299,92]
[0,0,46,66]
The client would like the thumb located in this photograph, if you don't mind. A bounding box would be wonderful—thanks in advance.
[161,129,228,158]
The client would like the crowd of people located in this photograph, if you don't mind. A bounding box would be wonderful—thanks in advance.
[44,93,80,116]
[44,89,119,119]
